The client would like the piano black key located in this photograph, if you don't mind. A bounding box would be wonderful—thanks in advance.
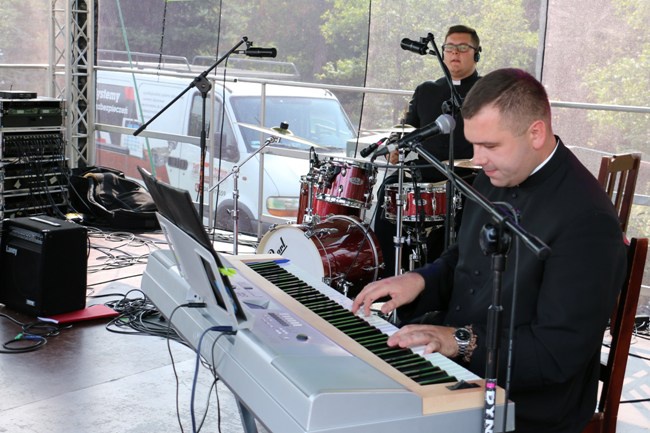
[293,294,331,305]
[316,309,353,320]
[373,347,415,361]
[331,320,379,332]
[357,335,392,347]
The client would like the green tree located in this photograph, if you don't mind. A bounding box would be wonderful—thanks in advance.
[98,0,227,61]
[316,0,539,130]
[582,0,650,152]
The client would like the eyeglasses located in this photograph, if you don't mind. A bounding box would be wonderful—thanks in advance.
[442,43,478,53]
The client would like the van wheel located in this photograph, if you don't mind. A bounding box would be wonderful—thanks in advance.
[216,204,254,235]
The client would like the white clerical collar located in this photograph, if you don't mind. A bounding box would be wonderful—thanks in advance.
[530,138,559,176]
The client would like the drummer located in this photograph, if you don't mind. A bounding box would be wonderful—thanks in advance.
[374,24,483,277]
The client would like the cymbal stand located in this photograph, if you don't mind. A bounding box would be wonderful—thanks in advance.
[209,135,278,254]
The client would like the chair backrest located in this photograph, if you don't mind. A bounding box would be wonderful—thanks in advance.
[597,153,641,233]
[586,237,648,433]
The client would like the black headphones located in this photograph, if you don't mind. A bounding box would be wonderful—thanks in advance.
[441,45,481,62]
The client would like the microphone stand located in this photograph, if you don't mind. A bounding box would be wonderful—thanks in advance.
[420,33,466,248]
[405,138,550,433]
[133,36,251,222]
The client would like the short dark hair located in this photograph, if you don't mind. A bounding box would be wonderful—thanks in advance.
[461,68,551,135]
[446,25,480,48]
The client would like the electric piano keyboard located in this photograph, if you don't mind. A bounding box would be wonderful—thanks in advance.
[245,258,478,387]
[142,250,515,432]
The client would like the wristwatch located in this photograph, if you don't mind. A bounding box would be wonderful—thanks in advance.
[454,327,472,359]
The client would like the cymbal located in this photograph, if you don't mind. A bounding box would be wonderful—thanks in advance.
[387,124,416,133]
[371,124,416,134]
[454,159,482,170]
[238,122,322,148]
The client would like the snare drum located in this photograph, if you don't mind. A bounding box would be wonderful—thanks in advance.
[316,157,377,209]
[384,181,451,224]
[297,175,360,224]
[257,215,383,297]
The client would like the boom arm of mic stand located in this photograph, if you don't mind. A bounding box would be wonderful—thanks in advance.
[133,36,250,222]
[408,141,551,260]
[133,36,249,138]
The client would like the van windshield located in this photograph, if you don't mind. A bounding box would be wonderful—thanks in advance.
[231,96,356,153]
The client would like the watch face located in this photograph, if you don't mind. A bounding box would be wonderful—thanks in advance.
[455,328,471,341]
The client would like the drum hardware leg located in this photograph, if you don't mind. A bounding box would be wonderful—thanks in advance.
[337,279,353,298]
[404,225,429,271]
[324,274,352,297]
[359,206,367,223]
[304,171,316,224]
[231,165,241,255]
[453,190,463,210]
[390,150,408,325]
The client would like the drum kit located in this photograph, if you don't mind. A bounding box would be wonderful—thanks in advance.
[258,153,382,298]
[253,124,477,298]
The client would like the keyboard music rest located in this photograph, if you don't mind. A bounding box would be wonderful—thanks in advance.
[141,249,515,433]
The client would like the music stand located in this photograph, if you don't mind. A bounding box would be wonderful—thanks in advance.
[138,166,249,330]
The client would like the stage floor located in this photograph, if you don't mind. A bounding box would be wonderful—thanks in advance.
[0,226,649,433]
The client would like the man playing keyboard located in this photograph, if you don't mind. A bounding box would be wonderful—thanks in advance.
[352,68,626,433]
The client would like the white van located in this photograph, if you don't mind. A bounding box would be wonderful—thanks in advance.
[94,61,357,234]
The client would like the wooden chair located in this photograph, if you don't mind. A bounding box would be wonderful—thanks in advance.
[597,153,642,233]
[582,237,648,433]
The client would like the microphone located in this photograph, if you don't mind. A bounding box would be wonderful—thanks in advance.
[400,38,428,55]
[359,137,387,158]
[372,114,456,159]
[243,47,277,58]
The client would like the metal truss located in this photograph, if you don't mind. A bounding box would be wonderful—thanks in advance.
[51,0,95,168]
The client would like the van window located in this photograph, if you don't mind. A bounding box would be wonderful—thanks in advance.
[231,96,355,152]
[188,93,240,162]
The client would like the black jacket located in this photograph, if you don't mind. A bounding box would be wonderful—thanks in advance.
[403,70,480,180]
[413,140,626,432]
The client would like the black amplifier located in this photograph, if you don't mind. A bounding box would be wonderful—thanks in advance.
[0,99,64,128]
[0,216,87,316]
